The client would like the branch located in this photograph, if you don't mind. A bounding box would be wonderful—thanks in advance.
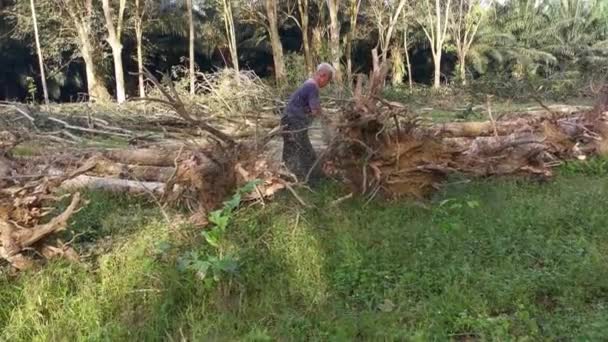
[141,68,237,147]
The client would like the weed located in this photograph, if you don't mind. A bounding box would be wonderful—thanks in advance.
[178,180,260,286]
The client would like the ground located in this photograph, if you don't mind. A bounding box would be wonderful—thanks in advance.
[1,95,607,340]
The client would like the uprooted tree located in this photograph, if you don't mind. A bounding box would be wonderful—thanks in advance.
[1,66,607,270]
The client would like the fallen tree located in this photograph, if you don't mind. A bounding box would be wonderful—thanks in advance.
[1,65,606,270]
[327,67,608,199]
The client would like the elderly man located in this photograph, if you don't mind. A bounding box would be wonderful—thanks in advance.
[281,63,335,183]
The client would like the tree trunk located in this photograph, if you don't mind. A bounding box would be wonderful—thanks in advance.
[459,53,467,85]
[298,0,313,75]
[77,28,110,102]
[345,0,360,84]
[101,0,126,103]
[433,52,442,88]
[135,22,145,97]
[135,0,145,97]
[391,46,404,86]
[404,29,413,88]
[265,0,286,86]
[327,0,342,83]
[222,0,239,75]
[29,0,49,104]
[187,0,195,95]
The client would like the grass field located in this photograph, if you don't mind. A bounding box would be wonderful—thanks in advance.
[1,158,608,341]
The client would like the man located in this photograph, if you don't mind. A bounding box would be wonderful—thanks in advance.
[281,63,334,183]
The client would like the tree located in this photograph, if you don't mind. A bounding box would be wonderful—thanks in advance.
[220,0,239,73]
[265,0,286,85]
[344,0,361,83]
[372,0,408,64]
[450,0,487,85]
[57,0,111,101]
[418,0,452,88]
[402,19,415,88]
[101,0,127,103]
[326,0,342,83]
[134,0,147,97]
[29,0,49,104]
[297,0,314,74]
[187,0,195,95]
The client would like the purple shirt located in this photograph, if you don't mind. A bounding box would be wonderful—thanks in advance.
[283,79,321,123]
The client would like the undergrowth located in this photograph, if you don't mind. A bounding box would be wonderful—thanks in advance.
[1,166,608,340]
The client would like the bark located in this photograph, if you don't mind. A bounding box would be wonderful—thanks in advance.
[265,0,286,85]
[298,0,314,75]
[30,0,49,104]
[327,0,342,83]
[187,0,195,95]
[101,0,127,103]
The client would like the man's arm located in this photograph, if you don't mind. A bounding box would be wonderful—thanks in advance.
[308,84,322,117]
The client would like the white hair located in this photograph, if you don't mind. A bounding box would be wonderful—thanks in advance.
[316,63,335,79]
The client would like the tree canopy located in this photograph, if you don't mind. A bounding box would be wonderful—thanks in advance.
[0,0,606,101]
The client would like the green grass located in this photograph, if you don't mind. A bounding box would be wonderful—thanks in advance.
[1,164,608,340]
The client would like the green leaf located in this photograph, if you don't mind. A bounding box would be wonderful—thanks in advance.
[223,193,242,212]
[209,210,229,231]
[202,230,221,248]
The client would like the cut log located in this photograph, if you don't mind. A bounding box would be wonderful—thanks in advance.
[60,175,165,194]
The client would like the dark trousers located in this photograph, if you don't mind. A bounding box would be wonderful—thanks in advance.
[281,115,323,183]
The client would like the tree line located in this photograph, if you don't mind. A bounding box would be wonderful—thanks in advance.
[0,0,606,103]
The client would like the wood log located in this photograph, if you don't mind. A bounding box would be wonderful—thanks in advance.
[60,175,165,194]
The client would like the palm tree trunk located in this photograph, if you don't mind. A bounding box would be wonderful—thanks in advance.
[29,0,48,104]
